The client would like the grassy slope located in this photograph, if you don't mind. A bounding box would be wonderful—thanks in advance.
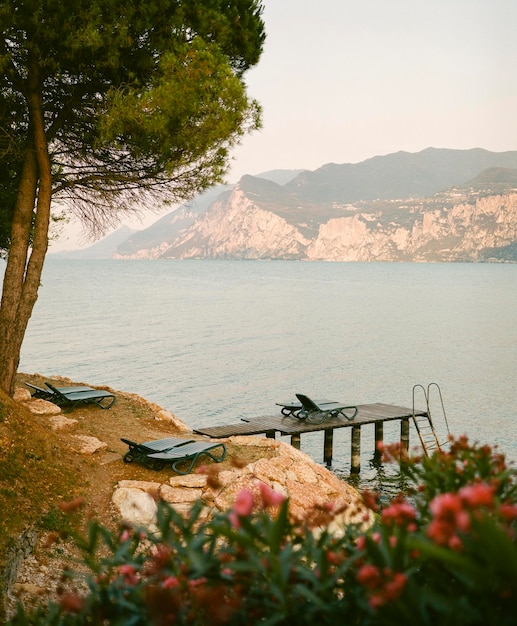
[0,390,80,608]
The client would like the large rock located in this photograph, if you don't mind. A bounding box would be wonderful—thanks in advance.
[112,487,158,529]
[112,436,372,533]
[70,435,108,455]
[14,386,62,416]
[47,415,78,432]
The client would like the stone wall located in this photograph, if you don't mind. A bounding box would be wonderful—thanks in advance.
[1,525,38,621]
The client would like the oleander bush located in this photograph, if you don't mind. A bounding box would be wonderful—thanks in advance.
[8,437,517,625]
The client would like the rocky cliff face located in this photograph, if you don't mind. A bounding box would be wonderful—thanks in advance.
[161,187,311,260]
[148,188,517,262]
[111,150,517,262]
[307,193,517,262]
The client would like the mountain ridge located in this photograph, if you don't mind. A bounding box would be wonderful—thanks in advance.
[57,149,517,262]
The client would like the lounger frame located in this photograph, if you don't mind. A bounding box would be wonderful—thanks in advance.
[147,441,227,474]
[45,382,116,412]
[25,382,92,401]
[121,437,194,467]
[291,393,358,424]
[121,437,226,474]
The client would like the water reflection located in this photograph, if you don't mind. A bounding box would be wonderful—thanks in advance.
[335,454,414,505]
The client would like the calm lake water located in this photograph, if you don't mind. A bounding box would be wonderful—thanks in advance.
[7,259,517,484]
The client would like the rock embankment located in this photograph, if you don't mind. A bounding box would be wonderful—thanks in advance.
[5,380,372,619]
[113,435,371,533]
[15,383,371,533]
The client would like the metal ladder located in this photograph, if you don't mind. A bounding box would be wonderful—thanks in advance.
[412,383,451,456]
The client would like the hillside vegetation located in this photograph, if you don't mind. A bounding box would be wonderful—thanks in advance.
[74,147,517,261]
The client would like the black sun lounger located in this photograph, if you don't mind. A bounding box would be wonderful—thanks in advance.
[146,441,227,475]
[121,437,226,474]
[45,382,116,413]
[25,382,93,400]
[121,437,195,466]
[276,398,336,417]
[290,393,358,424]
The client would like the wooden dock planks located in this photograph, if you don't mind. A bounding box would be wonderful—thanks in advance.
[194,403,429,472]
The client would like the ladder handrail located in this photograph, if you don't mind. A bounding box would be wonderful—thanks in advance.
[426,382,451,438]
[412,383,450,455]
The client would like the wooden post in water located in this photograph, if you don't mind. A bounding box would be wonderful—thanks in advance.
[400,418,410,452]
[323,429,333,466]
[374,421,384,460]
[290,434,301,450]
[351,425,361,473]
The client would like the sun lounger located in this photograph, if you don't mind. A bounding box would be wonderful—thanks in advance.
[121,437,226,473]
[45,382,116,412]
[120,437,194,465]
[25,382,93,400]
[146,441,227,474]
[293,393,358,424]
[276,398,336,417]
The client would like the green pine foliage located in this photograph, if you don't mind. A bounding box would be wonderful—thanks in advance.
[0,0,266,232]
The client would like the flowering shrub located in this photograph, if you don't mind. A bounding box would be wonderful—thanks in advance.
[384,435,517,522]
[8,437,517,625]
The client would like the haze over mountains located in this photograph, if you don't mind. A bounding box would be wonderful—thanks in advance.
[53,148,517,262]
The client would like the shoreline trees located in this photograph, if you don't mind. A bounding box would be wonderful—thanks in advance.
[0,0,265,395]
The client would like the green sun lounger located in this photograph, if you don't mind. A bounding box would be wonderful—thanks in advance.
[121,437,195,466]
[146,441,227,474]
[45,382,116,413]
[289,393,358,424]
[25,382,93,401]
[121,437,226,474]
[276,397,336,417]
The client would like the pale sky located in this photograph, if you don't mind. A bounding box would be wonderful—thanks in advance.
[228,0,517,180]
[51,0,517,250]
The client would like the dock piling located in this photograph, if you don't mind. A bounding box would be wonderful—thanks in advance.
[351,425,361,473]
[290,433,301,450]
[323,429,333,466]
[194,403,431,474]
[374,421,384,460]
[400,418,410,452]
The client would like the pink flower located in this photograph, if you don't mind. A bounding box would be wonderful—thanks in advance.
[361,489,380,512]
[258,482,286,508]
[356,531,381,551]
[500,503,517,522]
[430,493,470,530]
[447,534,463,551]
[428,492,471,547]
[357,564,382,589]
[458,483,495,509]
[326,550,342,565]
[233,489,255,515]
[162,576,179,589]
[229,489,255,528]
[383,571,407,601]
[188,577,208,590]
[59,593,84,614]
[369,594,385,610]
[381,500,417,527]
[358,566,407,609]
[118,564,138,585]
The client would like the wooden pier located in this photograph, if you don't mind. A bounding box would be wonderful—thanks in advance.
[194,403,429,473]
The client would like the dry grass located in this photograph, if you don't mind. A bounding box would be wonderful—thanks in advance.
[1,373,266,582]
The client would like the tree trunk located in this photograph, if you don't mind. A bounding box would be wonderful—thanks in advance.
[0,52,52,396]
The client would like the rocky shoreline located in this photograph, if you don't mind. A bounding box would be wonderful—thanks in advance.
[3,379,372,619]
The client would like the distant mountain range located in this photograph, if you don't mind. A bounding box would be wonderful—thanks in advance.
[53,148,517,262]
